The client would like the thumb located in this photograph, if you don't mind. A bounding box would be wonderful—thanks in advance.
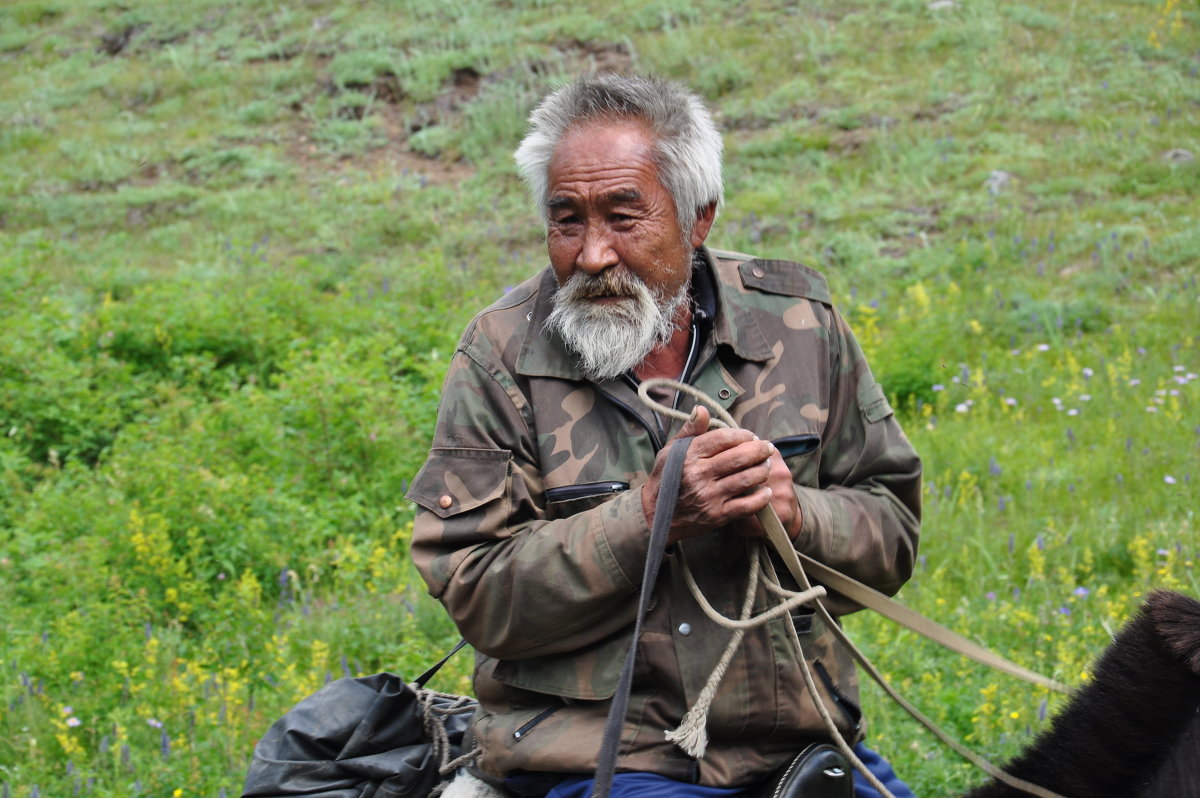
[677,404,711,438]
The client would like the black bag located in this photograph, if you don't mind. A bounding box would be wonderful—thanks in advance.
[242,672,476,798]
[752,743,853,798]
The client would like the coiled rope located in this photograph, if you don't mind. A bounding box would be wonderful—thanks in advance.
[637,378,1069,798]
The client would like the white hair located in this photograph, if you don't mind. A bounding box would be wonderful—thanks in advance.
[544,267,688,382]
[514,74,724,233]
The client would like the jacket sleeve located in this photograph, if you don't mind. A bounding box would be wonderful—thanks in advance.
[407,334,649,661]
[792,306,922,613]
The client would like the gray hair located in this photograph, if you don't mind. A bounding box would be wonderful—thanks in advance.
[514,74,724,233]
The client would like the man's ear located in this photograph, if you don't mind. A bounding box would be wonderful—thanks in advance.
[689,202,717,249]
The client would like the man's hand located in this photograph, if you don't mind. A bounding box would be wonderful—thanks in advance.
[641,406,790,545]
[730,449,803,542]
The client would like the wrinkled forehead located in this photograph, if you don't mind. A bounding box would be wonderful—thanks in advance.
[547,119,666,198]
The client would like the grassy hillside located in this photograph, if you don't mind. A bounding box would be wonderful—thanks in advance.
[1,0,1196,794]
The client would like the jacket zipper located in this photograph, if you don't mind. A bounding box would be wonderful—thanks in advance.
[813,660,863,732]
[544,481,630,503]
[512,704,562,741]
[595,385,665,451]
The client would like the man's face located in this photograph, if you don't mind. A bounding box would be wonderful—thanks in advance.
[544,119,702,299]
[542,119,713,380]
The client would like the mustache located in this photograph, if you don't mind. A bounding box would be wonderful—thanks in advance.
[560,269,645,301]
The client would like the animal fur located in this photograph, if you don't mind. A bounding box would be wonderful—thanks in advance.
[963,590,1200,798]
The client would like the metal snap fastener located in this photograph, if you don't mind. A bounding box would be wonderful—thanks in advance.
[751,266,766,279]
[439,495,453,509]
[678,623,692,636]
[718,388,732,400]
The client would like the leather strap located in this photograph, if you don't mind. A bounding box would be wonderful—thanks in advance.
[591,436,693,798]
[756,507,1068,694]
[414,637,469,688]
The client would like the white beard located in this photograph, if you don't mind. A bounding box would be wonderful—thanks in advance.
[545,268,689,382]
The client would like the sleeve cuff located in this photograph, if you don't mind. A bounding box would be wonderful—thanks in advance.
[596,487,652,592]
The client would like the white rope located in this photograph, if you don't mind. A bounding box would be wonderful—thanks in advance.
[414,686,481,798]
[637,377,1067,798]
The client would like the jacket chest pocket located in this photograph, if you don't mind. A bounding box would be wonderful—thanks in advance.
[543,481,630,521]
[771,433,821,485]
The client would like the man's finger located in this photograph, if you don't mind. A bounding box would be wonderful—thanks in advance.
[677,404,711,438]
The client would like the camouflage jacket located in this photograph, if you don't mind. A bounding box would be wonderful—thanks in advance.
[408,247,922,788]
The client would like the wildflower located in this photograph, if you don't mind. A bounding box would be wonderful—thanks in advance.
[1036,343,1050,352]
[62,706,73,716]
[1059,606,1071,616]
[1146,406,1158,413]
[1073,587,1090,598]
[1079,394,1091,401]
[932,383,945,392]
[67,716,81,727]
[1175,365,1185,372]
[1164,476,1177,485]
[147,718,163,729]
[1009,711,1020,720]
[1067,408,1079,416]
[986,591,997,601]
[1129,378,1141,386]
[955,403,970,413]
[1082,367,1094,378]
[1005,397,1018,406]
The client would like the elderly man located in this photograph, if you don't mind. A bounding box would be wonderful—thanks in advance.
[408,74,921,798]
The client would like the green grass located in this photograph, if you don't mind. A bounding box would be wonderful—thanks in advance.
[1,0,1197,794]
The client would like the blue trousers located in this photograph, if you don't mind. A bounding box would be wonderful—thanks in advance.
[507,743,917,798]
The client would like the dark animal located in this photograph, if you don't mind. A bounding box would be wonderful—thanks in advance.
[964,590,1200,798]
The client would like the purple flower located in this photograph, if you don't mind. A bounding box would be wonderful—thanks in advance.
[1058,606,1071,616]
[1082,367,1094,378]
[986,591,997,601]
[932,383,945,392]
[1036,343,1050,352]
[1073,587,1090,598]
[147,718,163,729]
[1165,475,1177,484]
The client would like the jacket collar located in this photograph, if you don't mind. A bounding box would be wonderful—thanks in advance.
[515,246,772,381]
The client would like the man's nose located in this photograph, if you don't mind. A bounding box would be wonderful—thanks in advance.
[577,223,619,275]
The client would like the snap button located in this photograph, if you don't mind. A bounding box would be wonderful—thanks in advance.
[678,623,692,636]
[718,388,732,400]
[438,495,453,509]
[751,266,766,279]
